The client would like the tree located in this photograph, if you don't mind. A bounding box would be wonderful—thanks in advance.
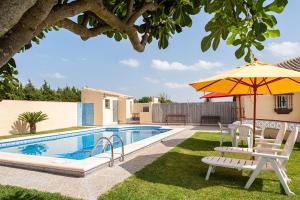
[135,96,152,103]
[0,0,287,67]
[23,80,41,100]
[158,92,172,103]
[40,80,56,101]
[0,0,288,97]
[0,59,19,101]
[18,111,48,133]
[3,80,81,102]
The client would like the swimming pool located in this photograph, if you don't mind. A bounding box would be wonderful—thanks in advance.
[0,125,183,176]
[0,126,170,160]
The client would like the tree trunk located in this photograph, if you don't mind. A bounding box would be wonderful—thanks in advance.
[29,123,36,133]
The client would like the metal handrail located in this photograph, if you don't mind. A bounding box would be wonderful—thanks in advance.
[103,135,125,162]
[90,137,114,167]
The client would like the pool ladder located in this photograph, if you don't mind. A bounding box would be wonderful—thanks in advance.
[89,135,124,167]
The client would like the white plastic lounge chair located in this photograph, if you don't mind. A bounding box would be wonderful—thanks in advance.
[202,127,298,196]
[215,122,287,155]
[256,122,288,147]
[218,122,231,146]
[255,124,266,139]
[234,124,253,148]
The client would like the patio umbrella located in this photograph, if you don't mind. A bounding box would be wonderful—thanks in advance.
[190,60,300,147]
[200,92,247,122]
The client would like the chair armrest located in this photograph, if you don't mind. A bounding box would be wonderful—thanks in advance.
[255,138,276,142]
[252,152,289,160]
[254,147,283,154]
[255,141,281,147]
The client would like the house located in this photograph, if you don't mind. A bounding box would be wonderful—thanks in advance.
[132,97,159,124]
[81,87,134,126]
[241,56,300,128]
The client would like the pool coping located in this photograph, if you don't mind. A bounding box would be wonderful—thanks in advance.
[0,125,184,177]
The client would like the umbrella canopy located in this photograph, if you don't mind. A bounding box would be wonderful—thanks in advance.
[190,60,300,148]
[191,61,300,95]
[200,92,249,99]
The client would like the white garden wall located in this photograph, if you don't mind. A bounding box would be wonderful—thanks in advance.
[0,100,79,136]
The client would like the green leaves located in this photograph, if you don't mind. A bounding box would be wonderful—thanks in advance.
[200,0,287,62]
[18,111,48,132]
[201,34,213,52]
[235,45,245,59]
[0,58,19,101]
[265,0,288,13]
[253,21,267,36]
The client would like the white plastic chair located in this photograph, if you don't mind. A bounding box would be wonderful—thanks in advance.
[218,122,230,146]
[202,127,298,196]
[216,122,288,155]
[256,122,288,148]
[235,125,253,148]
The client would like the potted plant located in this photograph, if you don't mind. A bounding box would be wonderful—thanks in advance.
[18,111,48,133]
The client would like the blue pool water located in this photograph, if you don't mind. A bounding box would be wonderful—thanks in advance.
[0,126,170,160]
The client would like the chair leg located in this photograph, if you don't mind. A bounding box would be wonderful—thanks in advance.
[269,159,295,196]
[234,138,238,147]
[211,166,216,173]
[247,137,252,148]
[245,158,266,189]
[280,168,291,183]
[205,165,213,180]
[220,133,224,146]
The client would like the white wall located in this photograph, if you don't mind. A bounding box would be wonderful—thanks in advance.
[243,94,300,122]
[125,99,133,120]
[102,96,119,125]
[0,100,78,136]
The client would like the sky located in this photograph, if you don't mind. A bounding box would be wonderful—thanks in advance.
[15,1,300,102]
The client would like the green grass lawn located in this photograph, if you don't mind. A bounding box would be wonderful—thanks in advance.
[0,132,299,200]
[0,126,89,140]
[100,132,300,200]
[0,185,75,200]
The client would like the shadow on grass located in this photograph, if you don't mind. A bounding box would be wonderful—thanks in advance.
[119,135,280,195]
[2,191,41,200]
[161,137,225,151]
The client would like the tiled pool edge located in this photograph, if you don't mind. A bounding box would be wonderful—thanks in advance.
[84,127,186,176]
[0,126,184,177]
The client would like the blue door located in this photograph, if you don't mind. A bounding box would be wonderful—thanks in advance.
[82,103,94,126]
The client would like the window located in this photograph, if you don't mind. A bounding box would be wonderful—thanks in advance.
[274,94,293,114]
[105,99,110,109]
[142,106,149,112]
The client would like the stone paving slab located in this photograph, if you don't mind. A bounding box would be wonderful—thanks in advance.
[0,126,215,200]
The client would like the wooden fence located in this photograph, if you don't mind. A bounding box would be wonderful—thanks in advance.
[152,102,237,124]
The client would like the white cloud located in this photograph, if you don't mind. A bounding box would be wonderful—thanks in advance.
[120,58,140,68]
[151,59,222,71]
[78,57,88,61]
[144,77,160,84]
[267,41,300,57]
[164,82,189,89]
[42,72,66,79]
[60,57,69,62]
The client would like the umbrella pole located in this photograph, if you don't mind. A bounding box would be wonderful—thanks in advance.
[238,95,242,123]
[253,87,257,148]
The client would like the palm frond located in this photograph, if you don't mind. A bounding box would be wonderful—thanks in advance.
[18,111,48,123]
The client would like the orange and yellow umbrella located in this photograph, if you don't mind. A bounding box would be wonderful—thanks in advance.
[190,60,300,146]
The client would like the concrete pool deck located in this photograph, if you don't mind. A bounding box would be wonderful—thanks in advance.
[0,125,218,200]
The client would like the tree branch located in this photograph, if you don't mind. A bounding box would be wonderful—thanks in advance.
[55,18,111,40]
[35,0,95,34]
[124,0,134,21]
[0,0,38,37]
[0,0,58,67]
[127,2,159,24]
